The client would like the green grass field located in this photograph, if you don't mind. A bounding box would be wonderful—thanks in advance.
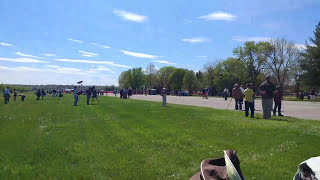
[1,94,319,179]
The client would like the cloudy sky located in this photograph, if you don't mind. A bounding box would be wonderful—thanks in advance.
[0,0,319,86]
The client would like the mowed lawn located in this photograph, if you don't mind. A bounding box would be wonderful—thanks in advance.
[0,94,319,179]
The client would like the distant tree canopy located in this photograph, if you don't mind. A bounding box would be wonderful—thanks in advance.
[300,22,320,89]
[117,23,320,94]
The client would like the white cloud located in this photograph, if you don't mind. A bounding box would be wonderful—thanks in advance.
[89,67,115,73]
[55,58,131,68]
[44,54,56,57]
[90,42,111,49]
[113,9,147,23]
[181,37,211,43]
[0,42,13,46]
[0,57,48,63]
[67,38,83,43]
[78,50,98,57]
[0,66,9,70]
[295,44,316,50]
[154,60,176,65]
[199,12,237,21]
[120,50,159,59]
[47,65,60,68]
[196,56,207,58]
[295,44,307,50]
[0,66,117,85]
[46,65,80,72]
[232,36,271,42]
[16,52,44,59]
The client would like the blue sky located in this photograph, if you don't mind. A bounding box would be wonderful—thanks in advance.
[0,0,319,85]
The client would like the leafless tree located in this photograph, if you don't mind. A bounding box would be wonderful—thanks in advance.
[262,38,300,90]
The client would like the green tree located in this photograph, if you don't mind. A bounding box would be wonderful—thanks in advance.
[131,68,145,90]
[233,41,267,90]
[195,71,204,89]
[118,70,132,88]
[145,63,157,88]
[183,70,198,93]
[157,66,176,88]
[300,22,320,88]
[261,38,300,91]
[169,68,186,91]
[213,57,248,93]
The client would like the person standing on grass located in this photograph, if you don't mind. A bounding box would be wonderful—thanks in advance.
[202,88,206,99]
[19,94,26,102]
[73,86,79,106]
[4,86,10,104]
[259,75,276,119]
[232,84,243,110]
[120,89,123,98]
[273,86,284,116]
[161,87,167,107]
[244,83,254,118]
[41,89,46,100]
[36,89,41,100]
[86,87,92,105]
[250,83,256,110]
[13,89,17,101]
[114,89,118,97]
[240,85,245,95]
[310,89,316,103]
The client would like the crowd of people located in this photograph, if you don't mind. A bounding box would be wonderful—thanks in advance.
[230,76,283,119]
[73,86,99,106]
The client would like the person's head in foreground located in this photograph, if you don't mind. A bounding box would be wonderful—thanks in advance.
[246,83,250,88]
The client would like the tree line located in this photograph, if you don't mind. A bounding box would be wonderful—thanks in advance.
[118,22,320,95]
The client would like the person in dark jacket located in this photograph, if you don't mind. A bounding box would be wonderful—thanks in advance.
[259,75,276,119]
[120,89,123,98]
[41,89,46,100]
[73,86,79,106]
[128,89,132,99]
[13,89,17,101]
[273,86,284,116]
[36,89,41,100]
[86,87,92,105]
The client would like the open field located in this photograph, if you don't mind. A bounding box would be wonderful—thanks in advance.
[1,94,320,179]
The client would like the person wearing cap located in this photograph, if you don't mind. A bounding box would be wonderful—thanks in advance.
[161,86,167,107]
[4,86,10,104]
[273,86,284,116]
[73,86,79,106]
[232,84,243,110]
[259,75,276,119]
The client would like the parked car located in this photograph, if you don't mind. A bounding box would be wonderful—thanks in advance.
[149,89,157,95]
[181,91,189,96]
